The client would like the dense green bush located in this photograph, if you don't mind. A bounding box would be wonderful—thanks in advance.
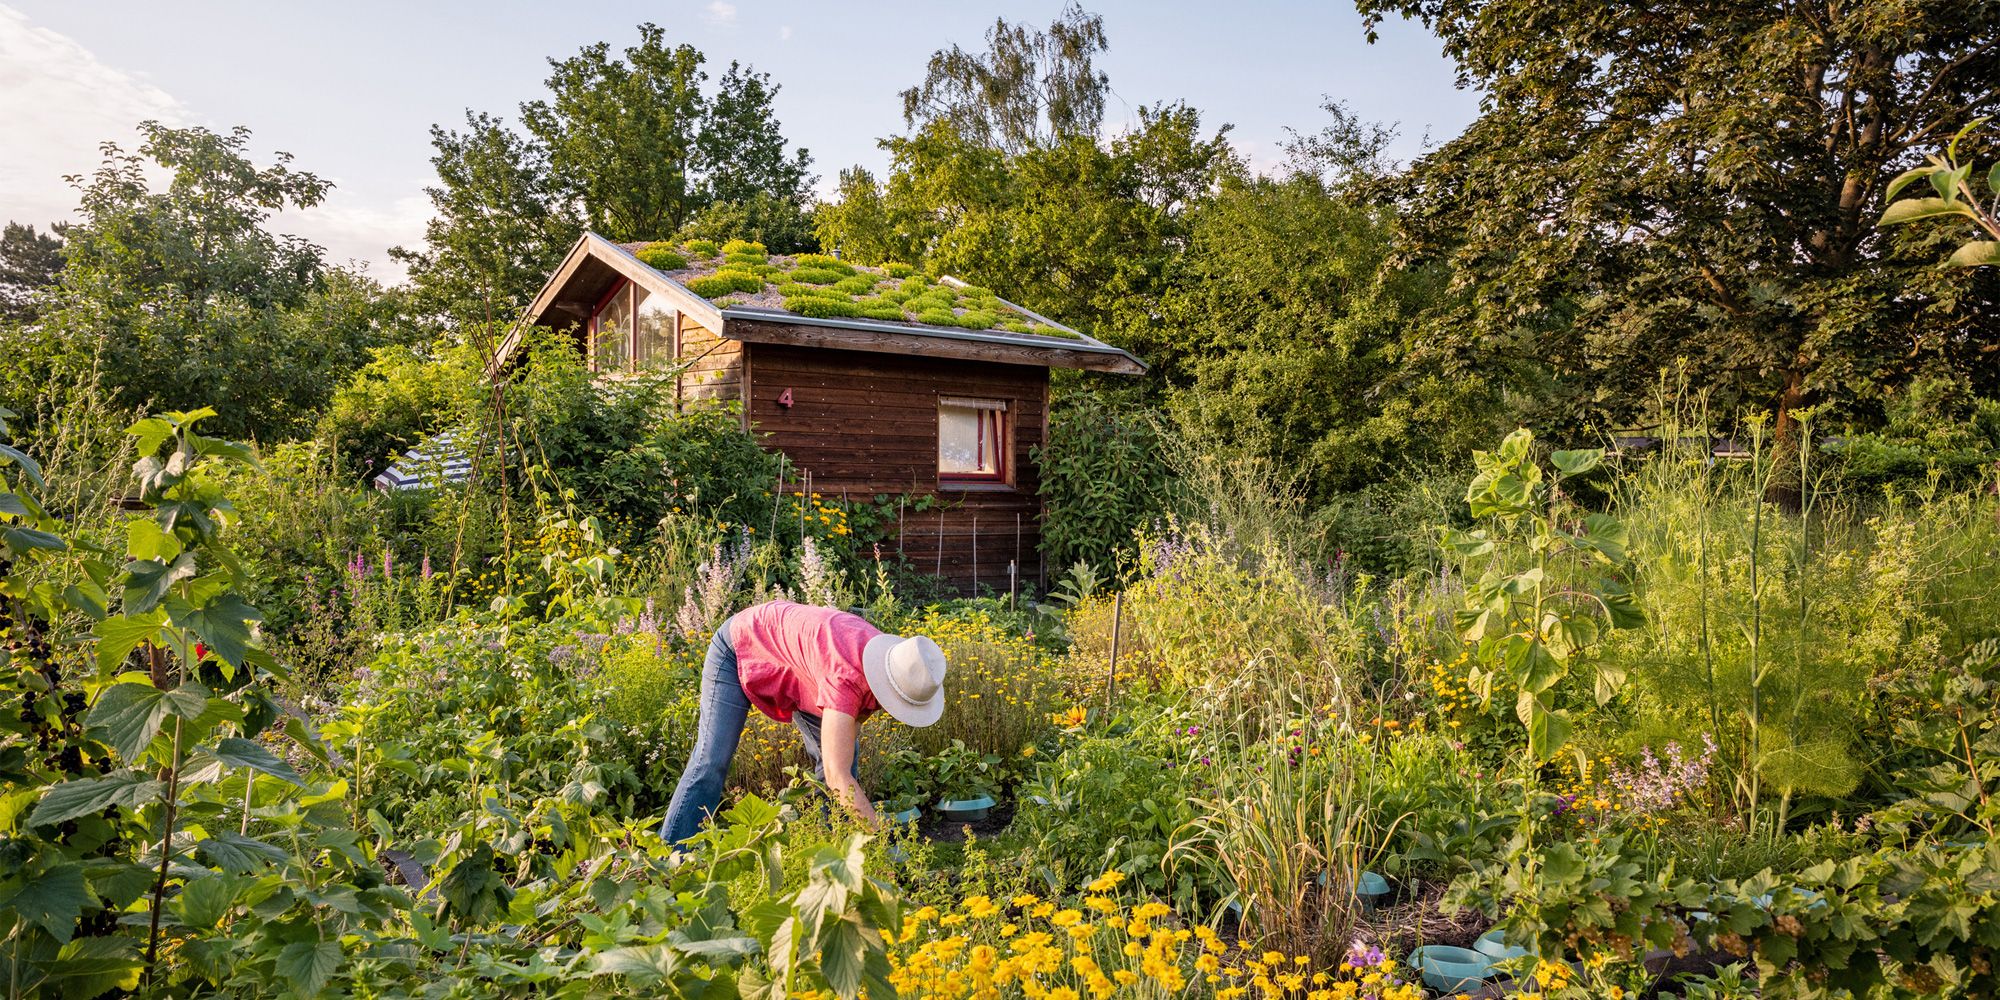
[635,244,688,270]
[1033,392,1170,573]
[316,340,480,478]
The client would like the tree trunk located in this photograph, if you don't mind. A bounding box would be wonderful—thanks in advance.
[1767,366,1806,513]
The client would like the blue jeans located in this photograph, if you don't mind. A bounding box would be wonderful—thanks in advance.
[660,627,861,845]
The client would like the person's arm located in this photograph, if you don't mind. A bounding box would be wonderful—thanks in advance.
[820,710,881,827]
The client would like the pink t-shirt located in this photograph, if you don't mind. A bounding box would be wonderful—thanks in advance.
[729,601,882,722]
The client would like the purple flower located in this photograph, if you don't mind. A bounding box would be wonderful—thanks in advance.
[382,545,394,581]
[420,553,434,580]
[1345,939,1386,968]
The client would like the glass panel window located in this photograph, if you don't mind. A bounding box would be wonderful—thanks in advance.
[592,281,633,372]
[939,398,1008,482]
[634,290,676,368]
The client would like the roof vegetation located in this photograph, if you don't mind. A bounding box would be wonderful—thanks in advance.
[629,238,1082,340]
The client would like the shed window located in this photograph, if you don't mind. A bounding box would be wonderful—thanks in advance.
[635,293,675,368]
[939,397,1008,483]
[591,280,634,372]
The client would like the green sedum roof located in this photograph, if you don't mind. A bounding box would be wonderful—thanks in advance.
[622,239,1083,341]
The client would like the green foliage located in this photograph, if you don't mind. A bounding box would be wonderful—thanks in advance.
[791,266,850,286]
[1354,0,2000,433]
[389,111,579,328]
[635,244,689,271]
[1156,168,1498,502]
[1033,392,1169,572]
[316,341,480,478]
[0,220,64,323]
[4,124,412,443]
[676,192,818,257]
[898,5,1110,156]
[684,237,720,258]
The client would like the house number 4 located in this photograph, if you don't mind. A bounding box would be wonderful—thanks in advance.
[777,388,794,408]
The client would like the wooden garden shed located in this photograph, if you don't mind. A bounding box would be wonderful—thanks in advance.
[492,233,1146,593]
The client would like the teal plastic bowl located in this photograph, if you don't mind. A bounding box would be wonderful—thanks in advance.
[1474,927,1531,964]
[1408,945,1493,993]
[936,795,995,822]
[1357,870,1391,897]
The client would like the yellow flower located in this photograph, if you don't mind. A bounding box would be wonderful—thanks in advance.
[1085,871,1126,892]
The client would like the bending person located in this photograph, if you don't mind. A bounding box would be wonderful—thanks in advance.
[661,599,948,844]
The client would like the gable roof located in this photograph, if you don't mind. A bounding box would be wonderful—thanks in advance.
[492,232,1146,375]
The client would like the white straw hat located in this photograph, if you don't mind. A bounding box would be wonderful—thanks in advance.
[862,633,947,727]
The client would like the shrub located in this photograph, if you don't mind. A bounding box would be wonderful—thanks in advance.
[316,341,478,479]
[883,261,916,278]
[790,266,848,286]
[685,269,765,298]
[635,244,688,271]
[833,274,880,295]
[683,238,720,257]
[1034,392,1171,573]
[916,307,960,327]
[954,309,999,330]
[785,294,862,319]
[790,253,854,274]
[720,238,767,257]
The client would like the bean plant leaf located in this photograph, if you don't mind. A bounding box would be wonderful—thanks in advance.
[26,771,163,829]
[210,737,303,785]
[0,863,90,942]
[275,939,342,997]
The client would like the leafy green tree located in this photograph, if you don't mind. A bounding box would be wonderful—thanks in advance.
[900,3,1111,155]
[389,113,579,328]
[1155,169,1500,501]
[401,26,814,320]
[697,61,812,207]
[812,167,897,264]
[0,221,65,323]
[1353,0,2000,444]
[4,123,402,442]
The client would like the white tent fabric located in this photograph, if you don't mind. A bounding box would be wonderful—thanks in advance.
[371,430,474,492]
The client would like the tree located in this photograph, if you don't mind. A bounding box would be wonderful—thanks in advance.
[401,27,814,321]
[389,113,579,328]
[0,222,65,323]
[5,123,405,442]
[1354,0,2000,446]
[899,3,1111,155]
[1155,169,1499,501]
[812,167,897,264]
[522,23,708,242]
[698,61,813,206]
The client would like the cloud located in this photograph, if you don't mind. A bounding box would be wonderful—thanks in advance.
[0,4,190,228]
[779,25,793,41]
[0,6,423,280]
[702,1,737,26]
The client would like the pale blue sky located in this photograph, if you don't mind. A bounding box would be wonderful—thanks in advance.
[0,1,1480,279]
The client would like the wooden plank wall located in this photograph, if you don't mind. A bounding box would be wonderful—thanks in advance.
[744,342,1048,595]
[677,316,744,407]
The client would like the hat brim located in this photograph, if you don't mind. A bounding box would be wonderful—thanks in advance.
[863,633,945,728]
